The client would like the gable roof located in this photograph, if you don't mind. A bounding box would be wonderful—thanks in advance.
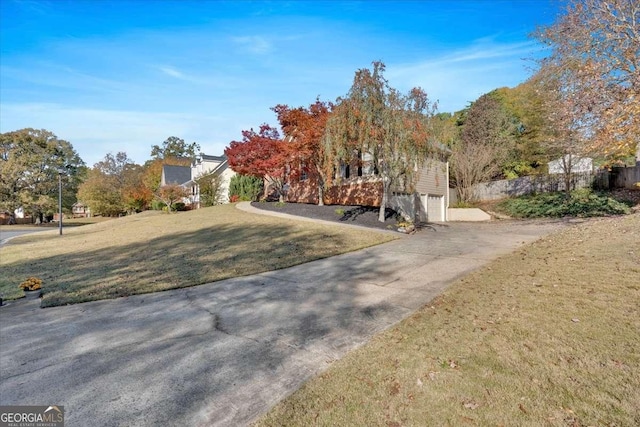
[162,165,191,185]
[199,154,227,162]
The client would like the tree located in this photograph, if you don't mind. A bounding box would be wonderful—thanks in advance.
[490,84,551,177]
[228,174,263,202]
[534,0,640,161]
[225,125,288,202]
[451,94,514,203]
[156,184,189,212]
[530,66,592,194]
[0,128,84,222]
[196,173,224,207]
[120,163,151,213]
[272,99,333,205]
[324,61,437,221]
[78,168,126,216]
[77,152,142,216]
[151,136,201,162]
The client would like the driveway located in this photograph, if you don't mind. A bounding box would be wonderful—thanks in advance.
[0,214,566,426]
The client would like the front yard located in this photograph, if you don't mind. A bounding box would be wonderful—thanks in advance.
[0,204,394,307]
[256,213,640,426]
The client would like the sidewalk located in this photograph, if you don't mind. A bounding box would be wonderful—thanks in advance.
[0,206,565,426]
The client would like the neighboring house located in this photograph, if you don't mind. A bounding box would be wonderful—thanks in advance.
[159,155,236,209]
[285,150,451,222]
[72,202,90,218]
[183,154,236,208]
[1,208,31,225]
[548,155,593,174]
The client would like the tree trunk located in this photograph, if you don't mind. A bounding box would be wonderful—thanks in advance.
[378,178,390,222]
[317,176,325,206]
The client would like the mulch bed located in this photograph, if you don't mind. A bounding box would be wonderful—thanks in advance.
[250,202,404,232]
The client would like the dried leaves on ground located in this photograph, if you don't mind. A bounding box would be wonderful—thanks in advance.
[256,213,640,427]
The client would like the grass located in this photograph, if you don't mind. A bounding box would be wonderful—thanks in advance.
[255,213,640,427]
[0,204,394,307]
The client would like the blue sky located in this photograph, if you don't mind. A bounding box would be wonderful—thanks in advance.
[0,0,559,166]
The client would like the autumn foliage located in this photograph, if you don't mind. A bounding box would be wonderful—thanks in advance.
[534,0,640,160]
[224,125,288,200]
[272,100,333,204]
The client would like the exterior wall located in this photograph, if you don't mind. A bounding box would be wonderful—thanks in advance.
[286,175,321,204]
[72,204,90,218]
[218,167,236,203]
[414,159,449,222]
[191,156,225,178]
[414,159,449,198]
[286,175,382,206]
[324,177,382,206]
[284,156,450,222]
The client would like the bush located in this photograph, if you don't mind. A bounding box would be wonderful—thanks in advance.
[151,200,166,211]
[19,277,42,291]
[229,174,263,202]
[498,189,631,218]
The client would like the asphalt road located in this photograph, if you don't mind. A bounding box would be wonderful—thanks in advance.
[0,229,50,246]
[0,215,566,426]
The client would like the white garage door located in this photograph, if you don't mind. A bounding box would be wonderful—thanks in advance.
[425,194,445,222]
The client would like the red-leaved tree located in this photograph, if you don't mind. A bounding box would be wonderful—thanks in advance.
[272,99,333,205]
[224,125,288,201]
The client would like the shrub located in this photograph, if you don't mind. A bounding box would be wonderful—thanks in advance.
[19,277,42,291]
[197,173,224,207]
[498,189,631,218]
[229,174,263,202]
[151,200,166,211]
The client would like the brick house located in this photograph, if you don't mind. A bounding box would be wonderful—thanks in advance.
[284,151,450,222]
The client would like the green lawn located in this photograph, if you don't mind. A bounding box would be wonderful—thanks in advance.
[256,213,640,427]
[1,204,395,307]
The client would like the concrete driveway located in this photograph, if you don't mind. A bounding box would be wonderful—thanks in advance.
[0,214,565,426]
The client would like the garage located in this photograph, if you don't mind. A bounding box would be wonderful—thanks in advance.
[424,194,445,222]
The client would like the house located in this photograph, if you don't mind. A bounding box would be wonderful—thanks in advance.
[183,154,236,208]
[161,165,191,186]
[72,202,90,218]
[285,150,451,222]
[0,208,31,225]
[548,155,593,174]
[159,155,236,209]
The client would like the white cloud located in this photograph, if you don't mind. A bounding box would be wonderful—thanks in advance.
[159,66,186,79]
[231,35,272,54]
